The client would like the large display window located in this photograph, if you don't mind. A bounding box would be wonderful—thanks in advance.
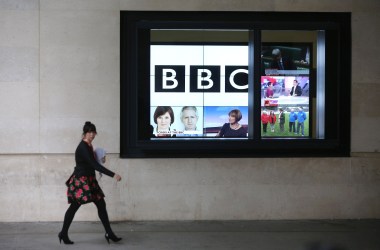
[150,43,249,138]
[120,11,351,157]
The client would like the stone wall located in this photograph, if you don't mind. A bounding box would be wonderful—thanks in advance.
[0,0,379,222]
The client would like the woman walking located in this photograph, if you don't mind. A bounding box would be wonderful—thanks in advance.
[58,121,122,244]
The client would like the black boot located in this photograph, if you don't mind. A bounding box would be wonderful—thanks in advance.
[105,233,122,244]
[58,232,74,244]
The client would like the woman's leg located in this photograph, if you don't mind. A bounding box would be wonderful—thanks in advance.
[60,202,81,240]
[93,199,117,237]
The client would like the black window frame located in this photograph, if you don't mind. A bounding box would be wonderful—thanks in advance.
[120,11,351,158]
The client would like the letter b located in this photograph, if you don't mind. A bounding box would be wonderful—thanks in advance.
[190,66,220,92]
[155,65,185,92]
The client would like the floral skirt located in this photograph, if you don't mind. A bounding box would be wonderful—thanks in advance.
[66,175,105,204]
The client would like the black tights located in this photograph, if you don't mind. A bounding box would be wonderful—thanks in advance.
[61,199,115,237]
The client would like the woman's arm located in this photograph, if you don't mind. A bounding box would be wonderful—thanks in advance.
[79,142,115,177]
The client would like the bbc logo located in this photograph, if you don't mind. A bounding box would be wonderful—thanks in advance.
[155,65,248,93]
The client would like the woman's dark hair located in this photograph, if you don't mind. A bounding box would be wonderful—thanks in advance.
[83,121,97,135]
[229,109,242,122]
[153,106,174,124]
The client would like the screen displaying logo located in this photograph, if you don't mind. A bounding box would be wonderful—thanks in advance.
[150,45,249,138]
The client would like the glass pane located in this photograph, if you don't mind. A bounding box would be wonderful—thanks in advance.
[150,30,249,139]
[261,30,323,139]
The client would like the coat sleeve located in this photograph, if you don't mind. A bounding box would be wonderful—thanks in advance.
[79,143,115,177]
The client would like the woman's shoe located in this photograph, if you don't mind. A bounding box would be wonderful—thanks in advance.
[105,233,122,244]
[58,232,74,244]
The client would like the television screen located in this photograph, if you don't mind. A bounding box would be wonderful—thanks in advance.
[261,44,311,76]
[261,43,311,137]
[150,45,249,139]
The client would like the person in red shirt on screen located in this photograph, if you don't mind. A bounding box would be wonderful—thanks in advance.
[266,83,274,98]
[261,110,270,134]
[269,110,277,132]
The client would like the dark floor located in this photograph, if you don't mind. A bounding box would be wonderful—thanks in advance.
[0,220,379,250]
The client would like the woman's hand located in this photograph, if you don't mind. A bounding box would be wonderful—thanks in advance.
[114,174,122,182]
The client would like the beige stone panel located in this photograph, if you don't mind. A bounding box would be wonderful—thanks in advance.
[353,0,380,12]
[196,183,272,220]
[352,12,380,83]
[194,158,351,186]
[346,184,380,218]
[0,47,39,82]
[39,117,119,153]
[265,184,357,219]
[196,182,356,220]
[39,77,119,148]
[120,0,274,11]
[0,10,39,48]
[351,117,380,152]
[194,158,272,185]
[124,158,200,220]
[352,83,380,118]
[38,155,76,185]
[40,8,119,84]
[274,0,353,11]
[40,10,119,48]
[272,158,351,185]
[0,117,39,153]
[0,0,39,10]
[0,83,39,154]
[0,185,41,221]
[350,156,380,184]
[0,156,41,222]
[127,158,199,186]
[40,0,119,11]
[40,45,119,84]
[40,80,119,117]
[126,182,201,220]
[0,82,39,118]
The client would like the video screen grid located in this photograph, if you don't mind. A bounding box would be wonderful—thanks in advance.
[261,43,311,137]
[150,45,249,138]
[150,43,312,138]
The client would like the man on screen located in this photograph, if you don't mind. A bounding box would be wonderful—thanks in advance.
[180,106,201,135]
[290,79,303,97]
[296,107,307,136]
[270,48,296,70]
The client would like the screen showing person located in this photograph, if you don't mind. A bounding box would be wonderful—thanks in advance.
[290,79,303,96]
[266,83,274,98]
[271,48,296,70]
[261,43,311,76]
[153,106,174,137]
[216,109,247,138]
[180,106,201,135]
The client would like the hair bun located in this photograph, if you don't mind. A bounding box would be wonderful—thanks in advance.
[83,121,97,134]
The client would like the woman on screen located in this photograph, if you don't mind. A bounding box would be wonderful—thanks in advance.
[153,106,175,137]
[266,83,274,98]
[261,110,269,134]
[216,109,247,138]
[269,110,277,132]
